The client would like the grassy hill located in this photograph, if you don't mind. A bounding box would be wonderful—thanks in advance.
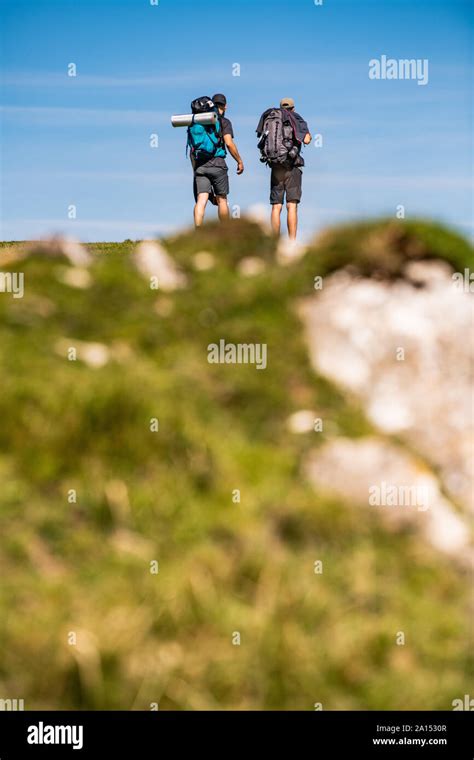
[0,218,472,709]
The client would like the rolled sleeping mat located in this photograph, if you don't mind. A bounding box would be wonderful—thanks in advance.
[171,112,217,128]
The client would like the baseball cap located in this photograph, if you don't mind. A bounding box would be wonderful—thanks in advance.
[212,93,227,106]
[280,97,295,108]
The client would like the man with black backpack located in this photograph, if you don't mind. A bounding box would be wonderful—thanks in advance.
[256,98,311,240]
[188,94,244,227]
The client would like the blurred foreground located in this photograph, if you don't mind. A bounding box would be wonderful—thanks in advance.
[0,218,472,709]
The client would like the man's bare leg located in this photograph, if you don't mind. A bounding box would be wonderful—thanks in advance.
[217,195,230,222]
[271,204,283,236]
[287,202,298,240]
[194,192,209,227]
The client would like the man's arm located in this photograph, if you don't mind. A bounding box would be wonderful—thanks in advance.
[294,113,312,145]
[224,133,244,174]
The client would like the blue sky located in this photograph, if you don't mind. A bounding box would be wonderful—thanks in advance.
[0,0,472,242]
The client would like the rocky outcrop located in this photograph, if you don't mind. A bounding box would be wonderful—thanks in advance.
[299,260,473,559]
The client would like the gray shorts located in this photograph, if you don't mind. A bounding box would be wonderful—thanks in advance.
[194,163,229,198]
[270,165,302,205]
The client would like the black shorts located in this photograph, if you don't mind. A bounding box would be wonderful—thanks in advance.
[270,165,302,205]
[194,163,229,198]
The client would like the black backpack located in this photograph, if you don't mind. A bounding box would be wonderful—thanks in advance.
[257,108,300,167]
[191,96,215,115]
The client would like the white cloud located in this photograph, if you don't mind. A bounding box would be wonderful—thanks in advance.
[0,105,171,127]
[0,70,225,88]
[305,173,472,189]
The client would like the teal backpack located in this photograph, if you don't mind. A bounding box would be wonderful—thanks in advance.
[187,96,226,163]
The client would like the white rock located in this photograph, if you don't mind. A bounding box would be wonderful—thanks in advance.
[299,263,474,511]
[286,410,317,434]
[193,251,215,271]
[27,236,91,267]
[404,259,453,287]
[78,342,110,368]
[60,237,92,267]
[56,266,92,289]
[55,338,110,368]
[237,257,266,277]
[305,437,471,561]
[276,236,306,265]
[134,240,187,291]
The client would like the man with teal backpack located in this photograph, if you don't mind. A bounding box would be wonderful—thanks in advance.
[188,94,244,227]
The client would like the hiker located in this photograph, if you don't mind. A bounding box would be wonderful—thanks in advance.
[256,98,311,240]
[188,94,244,228]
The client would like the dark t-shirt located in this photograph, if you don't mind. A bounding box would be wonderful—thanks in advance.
[256,109,310,166]
[194,116,233,170]
[221,116,234,139]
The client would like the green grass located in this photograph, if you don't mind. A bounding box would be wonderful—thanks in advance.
[0,218,472,709]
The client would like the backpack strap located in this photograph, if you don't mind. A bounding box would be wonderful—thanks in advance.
[216,113,226,151]
[285,109,300,143]
[209,110,226,156]
[186,114,198,158]
[206,112,226,156]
